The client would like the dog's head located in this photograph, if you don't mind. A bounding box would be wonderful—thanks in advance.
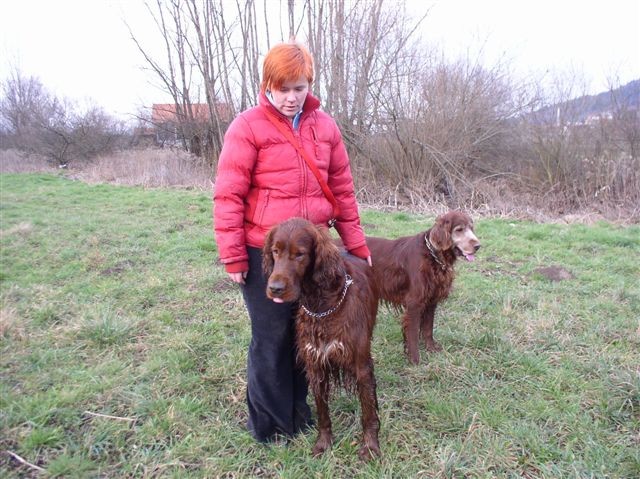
[428,211,481,261]
[263,217,342,303]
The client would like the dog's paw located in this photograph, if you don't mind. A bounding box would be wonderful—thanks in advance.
[357,442,381,461]
[425,340,443,352]
[312,434,332,457]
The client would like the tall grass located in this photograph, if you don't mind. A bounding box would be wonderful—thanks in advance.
[74,148,213,189]
[3,147,638,224]
[0,149,57,174]
[1,173,639,477]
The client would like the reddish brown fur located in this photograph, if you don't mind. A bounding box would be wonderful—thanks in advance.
[263,218,381,460]
[366,211,481,365]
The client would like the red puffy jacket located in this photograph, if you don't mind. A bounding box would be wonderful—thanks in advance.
[214,92,370,273]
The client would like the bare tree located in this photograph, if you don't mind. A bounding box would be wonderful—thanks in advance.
[304,1,429,141]
[1,68,126,166]
[230,0,261,110]
[608,80,640,161]
[128,1,195,154]
[127,0,640,214]
[525,76,592,192]
[129,0,267,162]
[184,0,228,155]
[0,68,53,140]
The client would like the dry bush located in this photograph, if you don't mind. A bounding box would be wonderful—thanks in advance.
[1,70,129,167]
[354,172,638,224]
[349,64,639,222]
[514,76,640,212]
[120,0,637,222]
[0,149,57,173]
[518,118,640,212]
[73,148,213,189]
[351,55,526,201]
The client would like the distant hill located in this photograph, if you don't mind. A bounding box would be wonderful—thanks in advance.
[534,79,640,124]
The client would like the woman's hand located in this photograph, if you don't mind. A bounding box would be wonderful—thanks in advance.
[228,271,248,285]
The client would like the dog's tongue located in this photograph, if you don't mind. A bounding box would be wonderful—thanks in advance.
[464,254,475,262]
[272,297,284,304]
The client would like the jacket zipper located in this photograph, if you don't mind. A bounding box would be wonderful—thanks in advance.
[293,119,309,220]
[272,107,311,220]
[311,126,319,148]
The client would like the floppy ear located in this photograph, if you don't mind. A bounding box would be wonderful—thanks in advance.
[262,227,276,276]
[311,226,343,286]
[429,214,453,251]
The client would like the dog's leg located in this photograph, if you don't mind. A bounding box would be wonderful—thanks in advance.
[402,306,422,365]
[311,374,332,457]
[355,359,381,460]
[421,303,442,352]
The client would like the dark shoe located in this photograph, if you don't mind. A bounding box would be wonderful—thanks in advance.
[246,420,293,444]
[293,403,314,435]
[294,418,315,436]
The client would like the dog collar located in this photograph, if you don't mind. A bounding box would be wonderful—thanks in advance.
[424,234,448,270]
[301,274,353,318]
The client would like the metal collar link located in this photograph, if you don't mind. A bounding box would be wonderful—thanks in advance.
[424,234,448,270]
[301,274,353,318]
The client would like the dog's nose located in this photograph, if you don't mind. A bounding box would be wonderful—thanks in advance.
[474,244,481,252]
[269,282,285,296]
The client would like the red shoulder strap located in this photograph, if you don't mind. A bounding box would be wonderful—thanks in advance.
[264,110,340,222]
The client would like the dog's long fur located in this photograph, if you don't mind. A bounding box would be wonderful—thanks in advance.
[263,217,381,460]
[366,211,481,365]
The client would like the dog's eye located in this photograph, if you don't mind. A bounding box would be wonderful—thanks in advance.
[295,252,306,260]
[271,248,279,257]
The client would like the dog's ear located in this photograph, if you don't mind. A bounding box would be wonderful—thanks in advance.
[430,213,453,250]
[262,227,276,276]
[311,226,343,285]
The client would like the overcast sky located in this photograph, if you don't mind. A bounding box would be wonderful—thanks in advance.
[1,0,638,121]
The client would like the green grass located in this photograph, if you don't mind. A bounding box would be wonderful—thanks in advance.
[1,173,639,478]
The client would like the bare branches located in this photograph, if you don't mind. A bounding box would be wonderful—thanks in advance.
[5,451,45,473]
[0,70,126,165]
[83,410,137,422]
[119,0,638,209]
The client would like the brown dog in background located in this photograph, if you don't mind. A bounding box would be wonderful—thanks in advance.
[366,211,480,365]
[263,217,381,460]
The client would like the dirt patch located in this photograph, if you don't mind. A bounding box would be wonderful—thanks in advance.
[101,260,135,276]
[533,266,574,281]
[0,222,33,238]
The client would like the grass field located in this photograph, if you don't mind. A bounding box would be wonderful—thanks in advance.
[1,173,639,478]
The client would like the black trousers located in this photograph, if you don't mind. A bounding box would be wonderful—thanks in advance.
[241,246,312,442]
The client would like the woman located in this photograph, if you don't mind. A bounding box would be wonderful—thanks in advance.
[213,41,371,443]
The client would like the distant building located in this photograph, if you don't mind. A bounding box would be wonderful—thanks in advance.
[150,102,233,148]
[583,112,614,126]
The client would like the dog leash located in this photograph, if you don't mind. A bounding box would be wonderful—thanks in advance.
[300,274,353,318]
[264,109,340,228]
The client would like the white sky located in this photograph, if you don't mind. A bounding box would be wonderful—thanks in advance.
[1,0,638,121]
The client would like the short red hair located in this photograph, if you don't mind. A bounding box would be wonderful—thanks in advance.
[260,42,314,93]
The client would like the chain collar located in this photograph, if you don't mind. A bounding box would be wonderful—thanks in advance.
[301,274,353,318]
[424,234,448,270]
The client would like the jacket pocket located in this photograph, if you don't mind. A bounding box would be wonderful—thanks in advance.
[253,189,271,225]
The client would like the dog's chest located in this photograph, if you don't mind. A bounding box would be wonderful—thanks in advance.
[297,320,348,365]
[421,264,455,299]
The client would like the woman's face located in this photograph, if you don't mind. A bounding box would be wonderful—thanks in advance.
[270,75,309,118]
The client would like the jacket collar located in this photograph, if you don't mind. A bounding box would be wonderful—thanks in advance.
[259,91,321,120]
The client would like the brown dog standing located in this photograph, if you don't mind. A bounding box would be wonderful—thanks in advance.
[263,217,381,460]
[366,211,480,365]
